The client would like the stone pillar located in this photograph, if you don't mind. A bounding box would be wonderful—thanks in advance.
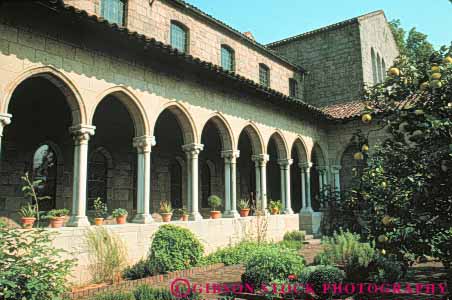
[183,143,204,221]
[317,166,328,208]
[0,113,12,163]
[300,162,313,212]
[253,154,269,212]
[331,165,341,193]
[67,124,95,227]
[278,159,293,214]
[299,163,307,212]
[299,162,322,235]
[221,150,240,218]
[254,161,261,207]
[132,136,155,224]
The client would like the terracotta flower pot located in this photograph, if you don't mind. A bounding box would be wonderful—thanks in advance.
[210,211,221,219]
[49,216,66,228]
[116,215,127,224]
[21,217,36,229]
[94,218,104,226]
[271,208,280,215]
[181,214,189,221]
[239,208,250,217]
[161,213,172,222]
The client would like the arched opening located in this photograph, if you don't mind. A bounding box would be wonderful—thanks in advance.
[291,139,308,213]
[340,145,365,192]
[201,162,212,209]
[91,95,136,213]
[266,138,281,202]
[310,143,326,211]
[87,148,110,209]
[170,158,183,209]
[371,48,378,84]
[2,76,74,221]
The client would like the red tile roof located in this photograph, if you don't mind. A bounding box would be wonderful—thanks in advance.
[321,101,365,120]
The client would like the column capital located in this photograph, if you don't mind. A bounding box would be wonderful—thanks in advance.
[331,165,342,172]
[278,159,293,167]
[69,124,95,145]
[182,143,204,156]
[316,165,328,173]
[299,162,313,171]
[0,113,12,137]
[252,154,269,165]
[221,150,240,163]
[133,135,156,153]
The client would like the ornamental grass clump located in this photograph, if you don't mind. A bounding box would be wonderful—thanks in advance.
[85,227,128,283]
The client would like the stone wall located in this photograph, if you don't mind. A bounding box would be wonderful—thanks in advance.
[50,214,299,284]
[64,0,300,96]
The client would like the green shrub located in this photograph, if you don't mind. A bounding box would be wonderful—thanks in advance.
[278,239,304,251]
[283,230,305,242]
[149,225,204,273]
[241,246,304,287]
[92,291,134,300]
[369,255,404,283]
[306,266,345,297]
[207,195,222,211]
[314,229,375,281]
[123,259,153,280]
[0,226,75,300]
[85,227,128,283]
[134,285,172,300]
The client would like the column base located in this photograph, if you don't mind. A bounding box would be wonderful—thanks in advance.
[189,211,204,221]
[67,215,91,227]
[284,208,294,215]
[223,210,240,218]
[300,207,314,213]
[132,213,153,224]
[299,210,323,235]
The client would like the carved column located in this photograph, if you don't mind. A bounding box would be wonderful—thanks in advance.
[221,150,240,218]
[182,143,204,221]
[67,124,95,227]
[279,159,293,214]
[0,113,12,164]
[331,165,342,193]
[300,162,313,212]
[132,135,155,224]
[252,154,269,212]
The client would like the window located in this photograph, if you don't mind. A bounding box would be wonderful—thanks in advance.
[100,0,126,26]
[88,150,109,209]
[221,45,235,71]
[171,21,188,53]
[289,78,298,98]
[32,144,57,211]
[259,63,270,87]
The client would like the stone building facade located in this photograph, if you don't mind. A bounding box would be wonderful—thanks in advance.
[0,0,398,238]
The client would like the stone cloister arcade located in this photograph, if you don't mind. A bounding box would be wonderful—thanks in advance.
[0,67,344,229]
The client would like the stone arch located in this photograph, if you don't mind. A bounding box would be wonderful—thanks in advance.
[201,113,234,151]
[153,102,197,145]
[238,123,264,155]
[292,136,309,163]
[91,86,149,137]
[311,142,326,166]
[2,66,87,125]
[89,146,114,169]
[267,130,289,160]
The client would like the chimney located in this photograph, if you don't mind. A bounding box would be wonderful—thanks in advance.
[243,31,255,41]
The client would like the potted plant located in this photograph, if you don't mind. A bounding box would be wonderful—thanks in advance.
[268,200,282,215]
[159,200,173,222]
[112,208,128,224]
[45,208,70,228]
[19,203,37,228]
[178,207,190,221]
[93,197,107,226]
[208,195,222,219]
[238,199,250,217]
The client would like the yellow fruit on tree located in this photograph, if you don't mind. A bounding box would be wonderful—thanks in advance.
[362,144,369,152]
[381,181,387,188]
[431,66,440,72]
[431,80,442,88]
[362,113,372,124]
[414,109,424,116]
[381,249,386,255]
[354,152,364,161]
[378,235,389,243]
[444,56,452,64]
[389,67,400,76]
[382,216,392,225]
[420,82,429,90]
[431,73,442,80]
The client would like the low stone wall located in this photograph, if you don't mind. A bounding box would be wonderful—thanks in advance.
[50,214,299,284]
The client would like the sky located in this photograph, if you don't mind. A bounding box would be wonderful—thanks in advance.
[187,0,452,49]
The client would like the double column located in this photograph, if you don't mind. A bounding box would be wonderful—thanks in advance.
[299,162,313,213]
[182,143,204,221]
[132,136,156,224]
[0,113,12,162]
[252,154,269,212]
[221,150,240,218]
[278,159,293,214]
[331,165,341,193]
[317,166,328,208]
[67,125,96,227]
